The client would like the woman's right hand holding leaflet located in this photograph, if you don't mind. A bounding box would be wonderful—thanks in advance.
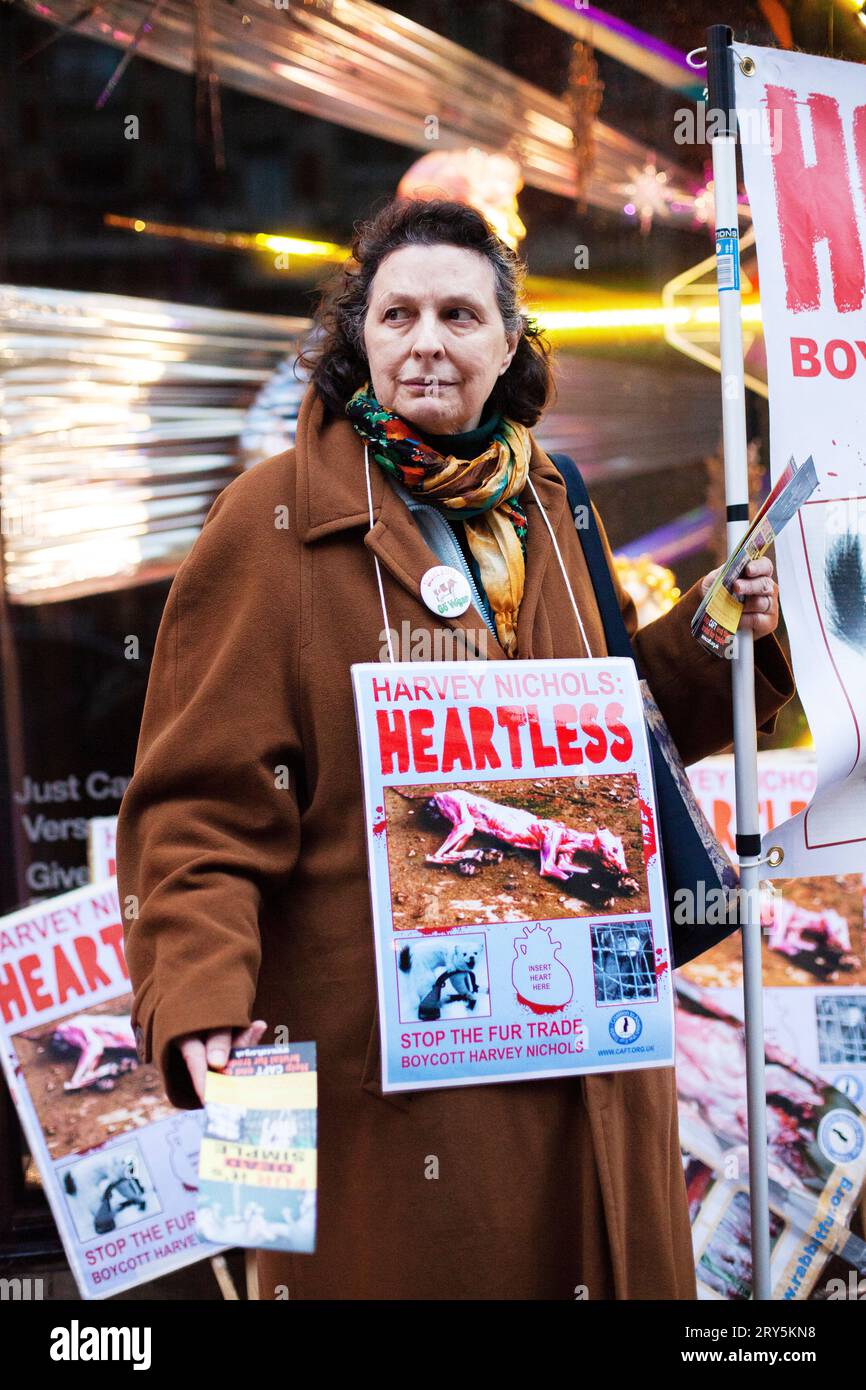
[176,1020,268,1104]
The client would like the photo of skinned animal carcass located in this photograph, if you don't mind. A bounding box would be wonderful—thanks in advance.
[383,774,649,930]
[680,874,866,990]
[13,995,178,1161]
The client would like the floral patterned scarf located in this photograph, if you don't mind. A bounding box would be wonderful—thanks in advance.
[345,380,531,656]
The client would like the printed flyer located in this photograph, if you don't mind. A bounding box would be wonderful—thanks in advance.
[0,877,225,1299]
[690,453,818,657]
[351,657,674,1092]
[197,1042,317,1254]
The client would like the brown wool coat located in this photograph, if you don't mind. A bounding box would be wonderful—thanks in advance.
[116,382,796,1301]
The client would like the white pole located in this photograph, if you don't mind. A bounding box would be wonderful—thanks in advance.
[706,24,772,1301]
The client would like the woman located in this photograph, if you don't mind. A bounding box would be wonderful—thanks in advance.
[116,198,795,1300]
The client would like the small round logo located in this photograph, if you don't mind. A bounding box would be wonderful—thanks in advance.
[833,1074,864,1105]
[609,1010,642,1045]
[818,1109,865,1164]
[420,565,472,617]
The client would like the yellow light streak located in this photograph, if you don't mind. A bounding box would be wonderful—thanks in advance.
[252,232,342,258]
[104,213,765,335]
[105,214,346,262]
[535,303,762,332]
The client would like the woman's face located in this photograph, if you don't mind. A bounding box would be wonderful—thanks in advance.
[362,243,520,434]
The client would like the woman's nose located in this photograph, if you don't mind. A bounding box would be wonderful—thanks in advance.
[409,314,446,357]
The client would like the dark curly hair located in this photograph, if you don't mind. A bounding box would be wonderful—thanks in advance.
[296,197,555,426]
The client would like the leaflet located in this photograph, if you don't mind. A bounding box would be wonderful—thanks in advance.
[691,453,818,656]
[196,1043,317,1254]
[351,657,674,1092]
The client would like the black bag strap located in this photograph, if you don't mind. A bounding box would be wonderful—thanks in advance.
[549,453,739,968]
[546,453,644,676]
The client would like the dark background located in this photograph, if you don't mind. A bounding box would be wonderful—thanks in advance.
[3,0,863,310]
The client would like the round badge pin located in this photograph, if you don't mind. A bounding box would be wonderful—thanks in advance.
[420,565,472,618]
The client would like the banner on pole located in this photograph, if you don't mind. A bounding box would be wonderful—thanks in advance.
[734,43,866,876]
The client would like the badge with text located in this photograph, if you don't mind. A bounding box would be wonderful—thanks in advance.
[420,565,472,617]
[351,657,674,1092]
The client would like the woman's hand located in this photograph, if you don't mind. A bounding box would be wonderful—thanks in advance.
[176,1019,268,1105]
[700,556,780,639]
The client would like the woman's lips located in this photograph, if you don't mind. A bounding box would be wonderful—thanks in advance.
[401,380,457,389]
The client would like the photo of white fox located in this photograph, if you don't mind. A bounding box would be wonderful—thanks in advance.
[396,934,490,1023]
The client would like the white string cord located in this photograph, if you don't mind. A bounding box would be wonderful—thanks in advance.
[365,441,592,662]
[364,442,396,664]
[525,473,593,658]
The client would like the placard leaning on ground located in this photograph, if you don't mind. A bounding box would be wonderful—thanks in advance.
[116,198,796,1300]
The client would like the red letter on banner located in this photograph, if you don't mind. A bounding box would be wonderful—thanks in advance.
[766,86,865,313]
[791,338,820,376]
[854,103,866,242]
[376,708,410,774]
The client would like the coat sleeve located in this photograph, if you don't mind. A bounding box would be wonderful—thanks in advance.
[115,465,303,1110]
[590,503,796,767]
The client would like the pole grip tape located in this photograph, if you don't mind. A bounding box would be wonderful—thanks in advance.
[736,832,763,858]
[727,503,750,522]
[706,24,736,135]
